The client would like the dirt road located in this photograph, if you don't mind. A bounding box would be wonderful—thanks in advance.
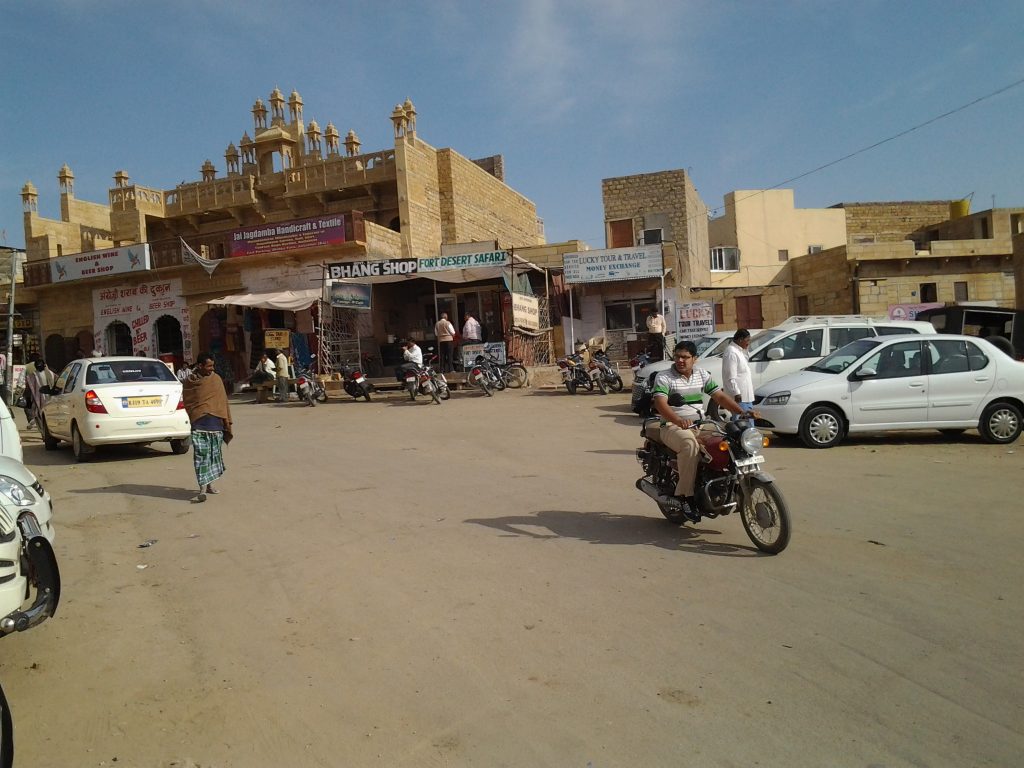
[2,388,1021,766]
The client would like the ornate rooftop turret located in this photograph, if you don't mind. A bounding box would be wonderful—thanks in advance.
[288,90,304,123]
[269,87,285,125]
[390,103,407,138]
[58,163,75,196]
[325,122,340,156]
[21,181,38,213]
[252,98,268,130]
[403,98,417,134]
[201,159,216,182]
[225,143,240,176]
[306,120,322,157]
[344,129,361,157]
[113,170,130,188]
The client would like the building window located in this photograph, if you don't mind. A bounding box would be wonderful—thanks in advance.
[608,219,634,249]
[796,295,809,315]
[714,303,724,325]
[954,281,969,302]
[919,283,938,302]
[778,249,789,262]
[604,297,656,331]
[807,245,823,254]
[710,247,740,272]
[978,217,990,239]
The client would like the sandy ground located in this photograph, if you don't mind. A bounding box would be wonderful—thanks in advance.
[1,385,1022,767]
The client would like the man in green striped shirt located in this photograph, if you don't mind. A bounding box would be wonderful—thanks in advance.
[649,340,745,517]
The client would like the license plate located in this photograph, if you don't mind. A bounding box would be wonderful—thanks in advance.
[473,373,483,381]
[734,455,765,468]
[405,375,416,382]
[123,396,163,408]
[355,376,366,384]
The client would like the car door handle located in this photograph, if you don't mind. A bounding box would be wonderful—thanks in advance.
[908,382,925,387]
[974,377,990,382]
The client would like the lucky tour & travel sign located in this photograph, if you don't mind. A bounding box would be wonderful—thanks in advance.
[563,245,663,283]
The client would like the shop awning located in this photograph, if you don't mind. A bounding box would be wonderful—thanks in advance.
[207,288,322,311]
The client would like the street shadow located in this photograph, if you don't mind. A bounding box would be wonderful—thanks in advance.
[464,510,760,557]
[586,449,637,455]
[600,412,643,426]
[766,429,985,450]
[70,483,196,501]
[21,441,173,467]
[593,403,634,414]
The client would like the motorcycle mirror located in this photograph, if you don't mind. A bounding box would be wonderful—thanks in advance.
[667,393,685,407]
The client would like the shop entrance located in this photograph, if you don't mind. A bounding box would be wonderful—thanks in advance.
[105,321,133,356]
[154,315,184,363]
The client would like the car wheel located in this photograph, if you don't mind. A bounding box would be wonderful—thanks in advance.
[39,417,60,451]
[170,436,192,454]
[71,423,96,462]
[799,406,844,449]
[979,401,1023,444]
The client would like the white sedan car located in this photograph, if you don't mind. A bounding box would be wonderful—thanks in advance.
[38,357,192,461]
[755,334,1024,448]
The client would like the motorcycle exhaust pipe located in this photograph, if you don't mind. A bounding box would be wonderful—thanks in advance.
[636,478,678,508]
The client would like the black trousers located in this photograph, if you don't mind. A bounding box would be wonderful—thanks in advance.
[439,341,454,372]
[649,333,666,360]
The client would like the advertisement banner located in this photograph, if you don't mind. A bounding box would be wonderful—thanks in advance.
[563,245,663,284]
[229,214,346,258]
[93,278,191,359]
[678,301,715,341]
[327,259,417,279]
[511,293,540,330]
[51,244,150,282]
[887,302,943,320]
[264,329,291,349]
[418,250,509,273]
[461,342,506,368]
[328,282,373,309]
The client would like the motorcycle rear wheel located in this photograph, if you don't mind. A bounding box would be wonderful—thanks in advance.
[565,380,577,395]
[609,374,624,392]
[597,376,608,395]
[740,478,791,555]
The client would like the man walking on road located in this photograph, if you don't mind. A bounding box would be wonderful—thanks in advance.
[275,348,290,403]
[434,313,456,372]
[182,352,233,503]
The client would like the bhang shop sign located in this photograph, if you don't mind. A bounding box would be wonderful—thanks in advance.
[563,245,663,284]
[327,259,418,279]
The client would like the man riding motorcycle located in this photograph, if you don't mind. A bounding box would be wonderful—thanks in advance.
[649,340,746,520]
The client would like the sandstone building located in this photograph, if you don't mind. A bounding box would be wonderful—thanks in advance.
[19,90,545,377]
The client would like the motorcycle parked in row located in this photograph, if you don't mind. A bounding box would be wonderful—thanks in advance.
[467,359,495,396]
[591,349,624,392]
[635,394,791,554]
[490,354,529,388]
[295,366,327,407]
[473,354,508,392]
[337,360,373,402]
[405,352,450,404]
[557,353,600,395]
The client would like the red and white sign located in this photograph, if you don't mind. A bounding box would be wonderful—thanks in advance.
[92,278,191,358]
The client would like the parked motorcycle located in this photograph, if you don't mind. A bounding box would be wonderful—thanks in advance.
[337,360,373,402]
[635,395,791,554]
[467,360,494,396]
[295,367,326,407]
[474,354,507,392]
[557,353,594,395]
[629,351,651,378]
[591,349,624,392]
[405,354,449,404]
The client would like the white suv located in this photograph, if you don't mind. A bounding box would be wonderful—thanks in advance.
[632,316,935,415]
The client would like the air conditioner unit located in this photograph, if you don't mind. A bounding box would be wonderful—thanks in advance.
[642,228,663,245]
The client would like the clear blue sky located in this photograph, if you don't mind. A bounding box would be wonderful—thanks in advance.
[2,1,1022,251]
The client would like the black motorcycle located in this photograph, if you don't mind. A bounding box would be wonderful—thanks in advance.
[591,349,624,392]
[337,360,373,402]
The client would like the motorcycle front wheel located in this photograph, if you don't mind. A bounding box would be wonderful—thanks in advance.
[596,375,608,395]
[565,380,577,395]
[740,478,791,555]
[316,388,328,403]
[492,373,506,391]
[505,365,528,388]
[609,374,624,392]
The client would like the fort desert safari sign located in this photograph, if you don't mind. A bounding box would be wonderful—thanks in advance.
[51,244,151,282]
[562,245,663,284]
[230,214,346,258]
[92,278,191,359]
[417,250,509,272]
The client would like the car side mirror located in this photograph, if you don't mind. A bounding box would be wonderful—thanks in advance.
[854,367,877,379]
[766,347,784,361]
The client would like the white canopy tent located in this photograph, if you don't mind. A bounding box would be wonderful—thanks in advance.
[206,288,322,311]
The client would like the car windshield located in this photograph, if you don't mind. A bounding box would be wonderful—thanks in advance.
[86,360,177,385]
[694,335,722,356]
[749,329,782,350]
[804,339,880,374]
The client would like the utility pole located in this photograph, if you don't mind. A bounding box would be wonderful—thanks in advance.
[0,246,21,407]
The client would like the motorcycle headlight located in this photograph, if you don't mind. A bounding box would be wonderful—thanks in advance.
[763,391,790,406]
[740,428,765,456]
[0,476,37,507]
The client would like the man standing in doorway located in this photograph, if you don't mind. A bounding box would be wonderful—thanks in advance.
[434,312,456,373]
[646,307,667,361]
[275,348,290,403]
[462,312,482,345]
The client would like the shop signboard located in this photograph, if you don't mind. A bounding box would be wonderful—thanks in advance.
[328,282,372,309]
[264,329,291,349]
[563,245,663,284]
[511,293,540,330]
[887,302,943,320]
[50,244,151,283]
[461,342,506,368]
[418,250,509,273]
[229,214,346,258]
[678,301,715,341]
[327,259,417,279]
[92,278,191,359]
